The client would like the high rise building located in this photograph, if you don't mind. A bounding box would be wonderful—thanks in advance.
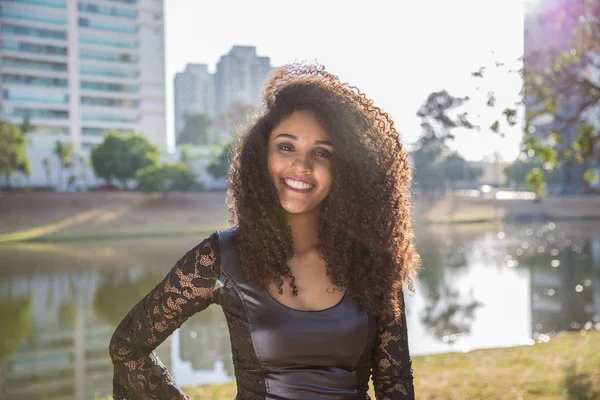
[214,45,271,116]
[0,0,167,187]
[174,63,214,139]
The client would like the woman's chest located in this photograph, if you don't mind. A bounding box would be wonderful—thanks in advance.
[220,274,372,367]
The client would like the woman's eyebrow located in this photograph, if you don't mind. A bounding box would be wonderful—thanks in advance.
[274,133,334,147]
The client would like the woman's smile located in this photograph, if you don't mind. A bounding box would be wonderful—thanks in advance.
[282,177,316,192]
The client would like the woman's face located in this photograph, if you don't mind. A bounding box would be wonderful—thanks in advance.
[267,110,334,216]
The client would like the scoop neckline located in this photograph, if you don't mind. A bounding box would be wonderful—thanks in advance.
[264,287,348,313]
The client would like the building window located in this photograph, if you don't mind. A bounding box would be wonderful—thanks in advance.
[81,96,139,108]
[102,0,137,4]
[1,24,67,40]
[2,57,67,72]
[80,65,139,78]
[82,127,130,136]
[81,81,138,93]
[1,7,67,25]
[2,74,68,87]
[2,107,69,119]
[0,0,66,9]
[79,36,137,49]
[78,3,137,19]
[79,17,137,34]
[3,89,68,104]
[80,49,138,63]
[81,113,137,123]
[2,40,68,56]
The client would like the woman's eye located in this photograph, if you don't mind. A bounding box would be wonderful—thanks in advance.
[277,144,330,158]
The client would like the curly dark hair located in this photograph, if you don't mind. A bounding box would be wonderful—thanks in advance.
[225,62,420,316]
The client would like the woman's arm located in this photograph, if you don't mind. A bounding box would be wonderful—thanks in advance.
[371,288,415,400]
[109,233,220,400]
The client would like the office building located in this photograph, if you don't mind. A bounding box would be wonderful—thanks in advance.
[174,63,215,139]
[214,45,271,116]
[0,0,167,187]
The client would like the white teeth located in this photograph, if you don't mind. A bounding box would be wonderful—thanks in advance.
[284,179,314,190]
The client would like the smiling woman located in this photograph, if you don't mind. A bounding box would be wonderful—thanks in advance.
[110,62,420,400]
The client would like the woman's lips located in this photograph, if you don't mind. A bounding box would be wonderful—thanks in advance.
[282,178,315,193]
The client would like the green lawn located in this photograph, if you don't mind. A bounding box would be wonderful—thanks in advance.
[184,331,600,400]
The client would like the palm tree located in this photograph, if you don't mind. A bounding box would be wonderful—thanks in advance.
[42,158,52,187]
[54,141,74,190]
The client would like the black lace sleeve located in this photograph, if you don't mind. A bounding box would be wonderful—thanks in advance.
[371,288,415,400]
[109,233,221,400]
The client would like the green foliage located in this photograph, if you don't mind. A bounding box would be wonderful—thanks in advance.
[178,112,212,146]
[525,167,547,200]
[0,294,32,360]
[54,140,74,189]
[136,162,199,193]
[583,169,599,184]
[442,153,483,184]
[19,116,33,135]
[91,131,159,188]
[0,120,30,186]
[470,2,600,196]
[54,141,74,168]
[504,157,561,189]
[207,141,236,179]
[94,272,165,327]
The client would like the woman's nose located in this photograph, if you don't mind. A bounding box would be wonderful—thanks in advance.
[291,155,311,173]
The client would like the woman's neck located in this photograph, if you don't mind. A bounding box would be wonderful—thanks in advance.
[286,210,321,255]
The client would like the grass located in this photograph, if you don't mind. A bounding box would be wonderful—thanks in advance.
[183,331,600,400]
[91,332,599,399]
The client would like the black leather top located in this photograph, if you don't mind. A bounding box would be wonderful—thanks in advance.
[218,227,370,399]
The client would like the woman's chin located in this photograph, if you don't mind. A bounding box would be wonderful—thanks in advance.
[280,200,316,215]
[282,205,309,214]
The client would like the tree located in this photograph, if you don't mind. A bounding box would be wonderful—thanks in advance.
[442,152,483,188]
[136,163,199,194]
[0,120,30,188]
[476,0,600,196]
[412,91,475,190]
[207,141,236,179]
[54,141,74,190]
[94,271,165,327]
[19,116,33,135]
[42,158,52,187]
[212,102,257,143]
[504,157,561,190]
[178,112,212,146]
[0,294,32,361]
[91,131,159,188]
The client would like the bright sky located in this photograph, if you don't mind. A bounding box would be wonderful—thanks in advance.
[164,0,526,162]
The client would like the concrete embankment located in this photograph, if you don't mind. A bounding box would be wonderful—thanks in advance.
[0,191,599,242]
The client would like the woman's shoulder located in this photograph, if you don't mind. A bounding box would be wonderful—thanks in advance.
[187,226,238,268]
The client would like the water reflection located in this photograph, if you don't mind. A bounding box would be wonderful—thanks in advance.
[0,222,599,398]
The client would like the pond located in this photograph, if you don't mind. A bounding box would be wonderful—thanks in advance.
[1,221,599,399]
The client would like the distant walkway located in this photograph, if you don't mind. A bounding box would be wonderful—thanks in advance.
[0,191,599,243]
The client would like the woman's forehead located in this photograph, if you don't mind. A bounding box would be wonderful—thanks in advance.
[270,110,330,141]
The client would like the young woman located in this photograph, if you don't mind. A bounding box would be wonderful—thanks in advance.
[110,62,420,399]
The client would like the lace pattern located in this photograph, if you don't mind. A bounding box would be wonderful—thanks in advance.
[371,289,415,400]
[109,233,220,399]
